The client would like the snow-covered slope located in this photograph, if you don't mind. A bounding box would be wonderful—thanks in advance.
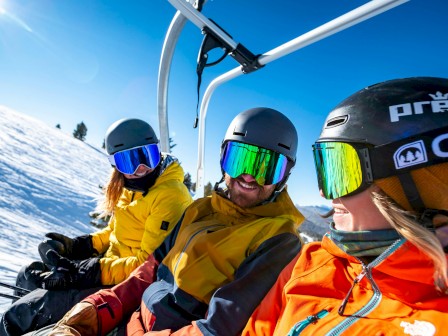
[0,106,110,314]
[0,106,332,316]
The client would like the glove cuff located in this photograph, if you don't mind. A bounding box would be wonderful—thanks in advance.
[84,291,123,336]
[71,235,97,260]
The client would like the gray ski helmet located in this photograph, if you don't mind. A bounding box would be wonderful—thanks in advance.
[105,118,159,155]
[317,77,448,146]
[222,107,298,162]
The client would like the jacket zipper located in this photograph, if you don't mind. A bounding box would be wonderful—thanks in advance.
[173,224,226,274]
[326,238,406,335]
[287,310,329,335]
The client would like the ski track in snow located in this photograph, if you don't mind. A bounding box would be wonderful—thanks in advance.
[0,106,110,316]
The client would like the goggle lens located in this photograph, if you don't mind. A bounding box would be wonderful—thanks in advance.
[109,144,161,175]
[221,141,289,185]
[313,142,363,199]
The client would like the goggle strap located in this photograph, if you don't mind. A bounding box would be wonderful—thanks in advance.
[359,148,373,183]
[369,127,448,180]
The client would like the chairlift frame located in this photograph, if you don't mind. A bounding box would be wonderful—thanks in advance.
[157,0,410,198]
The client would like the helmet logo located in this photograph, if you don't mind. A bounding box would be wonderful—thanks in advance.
[389,92,448,122]
[432,133,448,158]
[393,140,427,169]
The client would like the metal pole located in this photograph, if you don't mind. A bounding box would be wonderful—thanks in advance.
[157,11,188,153]
[195,0,409,194]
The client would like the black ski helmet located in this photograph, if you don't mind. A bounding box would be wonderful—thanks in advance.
[105,118,159,155]
[221,107,298,188]
[316,76,448,211]
[317,77,448,146]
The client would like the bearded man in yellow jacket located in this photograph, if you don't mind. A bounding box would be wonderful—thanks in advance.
[22,107,305,336]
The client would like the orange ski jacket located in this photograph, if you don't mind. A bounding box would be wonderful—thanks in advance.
[243,233,448,336]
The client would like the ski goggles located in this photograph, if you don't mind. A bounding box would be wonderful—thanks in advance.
[312,142,372,199]
[313,128,448,200]
[108,143,161,175]
[221,141,291,185]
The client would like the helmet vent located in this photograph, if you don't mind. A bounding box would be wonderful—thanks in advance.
[325,115,349,128]
[114,143,124,148]
[278,143,290,150]
[233,131,246,136]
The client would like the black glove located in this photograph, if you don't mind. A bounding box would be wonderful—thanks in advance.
[40,250,101,290]
[39,232,97,264]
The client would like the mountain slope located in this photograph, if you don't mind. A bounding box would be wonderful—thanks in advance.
[0,106,110,313]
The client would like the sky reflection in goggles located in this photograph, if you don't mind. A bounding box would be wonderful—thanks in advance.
[221,141,289,185]
[108,143,161,175]
[313,142,367,199]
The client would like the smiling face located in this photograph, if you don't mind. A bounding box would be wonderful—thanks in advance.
[331,185,391,231]
[225,173,276,208]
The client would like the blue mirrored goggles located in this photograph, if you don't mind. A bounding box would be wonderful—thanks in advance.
[108,143,161,175]
[220,141,290,185]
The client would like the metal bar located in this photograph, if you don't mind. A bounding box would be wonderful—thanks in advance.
[0,281,31,294]
[157,11,189,153]
[167,0,238,50]
[0,292,21,300]
[194,0,409,194]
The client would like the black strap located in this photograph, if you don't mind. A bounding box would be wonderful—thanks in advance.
[397,173,426,212]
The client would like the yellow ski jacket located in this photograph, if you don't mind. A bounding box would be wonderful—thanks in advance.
[91,154,193,285]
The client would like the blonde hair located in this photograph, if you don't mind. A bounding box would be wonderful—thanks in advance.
[96,168,124,217]
[372,191,448,292]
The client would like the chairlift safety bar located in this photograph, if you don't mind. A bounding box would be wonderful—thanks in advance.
[159,0,410,197]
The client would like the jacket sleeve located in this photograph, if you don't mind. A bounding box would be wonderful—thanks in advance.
[91,220,114,255]
[241,253,300,335]
[150,232,302,336]
[82,254,159,336]
[98,183,191,285]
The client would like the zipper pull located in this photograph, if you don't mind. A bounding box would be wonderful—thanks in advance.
[338,269,366,316]
[287,309,329,336]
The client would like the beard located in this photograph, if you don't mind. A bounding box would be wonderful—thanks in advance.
[225,174,275,208]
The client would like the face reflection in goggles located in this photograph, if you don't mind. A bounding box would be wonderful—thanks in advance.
[313,142,365,199]
[221,141,289,185]
[108,143,161,175]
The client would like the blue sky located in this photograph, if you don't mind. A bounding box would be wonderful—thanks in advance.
[0,0,447,206]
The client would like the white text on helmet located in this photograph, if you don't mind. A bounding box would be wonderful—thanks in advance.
[432,133,448,158]
[389,92,448,122]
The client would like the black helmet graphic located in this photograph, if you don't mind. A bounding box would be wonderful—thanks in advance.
[105,118,159,155]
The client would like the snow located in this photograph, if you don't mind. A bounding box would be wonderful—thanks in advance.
[0,106,111,315]
[0,105,331,316]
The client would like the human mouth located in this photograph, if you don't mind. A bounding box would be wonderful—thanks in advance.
[237,180,258,190]
[333,207,349,215]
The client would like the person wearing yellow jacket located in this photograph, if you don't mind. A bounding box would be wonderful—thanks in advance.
[1,118,192,336]
[29,107,305,336]
[242,77,448,336]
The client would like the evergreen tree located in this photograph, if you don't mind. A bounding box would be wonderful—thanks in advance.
[169,137,177,151]
[73,121,87,141]
[55,124,61,129]
[183,172,193,191]
[204,182,213,196]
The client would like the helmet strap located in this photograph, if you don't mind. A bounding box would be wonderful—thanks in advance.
[397,173,426,211]
[398,172,435,230]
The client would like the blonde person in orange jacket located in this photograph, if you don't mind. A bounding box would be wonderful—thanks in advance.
[2,118,193,335]
[243,77,448,336]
